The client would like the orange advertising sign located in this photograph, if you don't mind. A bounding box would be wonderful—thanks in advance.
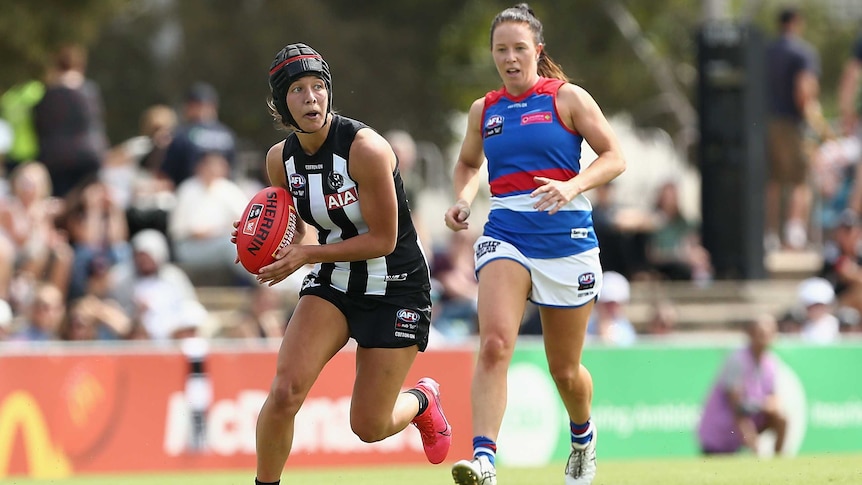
[0,346,473,478]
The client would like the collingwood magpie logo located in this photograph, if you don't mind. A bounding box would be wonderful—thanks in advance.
[327,171,344,190]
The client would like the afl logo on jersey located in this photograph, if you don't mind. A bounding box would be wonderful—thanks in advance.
[484,114,504,138]
[327,171,345,190]
[289,173,307,198]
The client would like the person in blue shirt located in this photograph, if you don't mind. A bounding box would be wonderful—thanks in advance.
[444,4,625,484]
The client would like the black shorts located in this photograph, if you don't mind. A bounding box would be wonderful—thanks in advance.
[299,274,432,351]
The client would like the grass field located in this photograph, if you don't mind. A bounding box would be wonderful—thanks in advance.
[4,454,862,485]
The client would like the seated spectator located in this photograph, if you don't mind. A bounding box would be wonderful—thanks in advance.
[108,229,199,341]
[0,162,73,300]
[168,151,250,285]
[59,295,130,341]
[11,282,65,341]
[819,209,862,316]
[589,182,652,279]
[587,271,637,346]
[797,276,840,344]
[224,286,290,339]
[645,180,713,284]
[60,178,131,300]
[429,229,479,339]
[697,314,787,456]
[645,300,678,336]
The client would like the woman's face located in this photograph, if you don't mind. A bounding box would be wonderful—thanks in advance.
[491,21,541,92]
[286,75,329,132]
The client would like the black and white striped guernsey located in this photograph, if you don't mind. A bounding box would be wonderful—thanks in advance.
[281,115,431,297]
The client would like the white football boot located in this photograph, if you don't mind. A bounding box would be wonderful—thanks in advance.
[451,455,497,485]
[565,423,597,485]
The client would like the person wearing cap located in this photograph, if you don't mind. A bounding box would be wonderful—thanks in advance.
[819,209,862,318]
[587,271,637,346]
[797,276,840,344]
[160,82,237,188]
[235,43,450,485]
[108,228,199,340]
[697,314,787,456]
[442,5,625,484]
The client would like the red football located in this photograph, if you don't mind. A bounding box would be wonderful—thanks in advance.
[236,186,299,274]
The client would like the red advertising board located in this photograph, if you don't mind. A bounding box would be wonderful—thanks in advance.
[0,344,474,478]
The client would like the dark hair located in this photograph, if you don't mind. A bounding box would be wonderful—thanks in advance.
[489,3,569,82]
[778,7,799,28]
[267,43,333,130]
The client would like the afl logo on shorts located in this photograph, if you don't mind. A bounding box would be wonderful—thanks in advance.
[289,173,307,198]
[578,272,596,291]
[484,114,504,138]
[397,309,420,323]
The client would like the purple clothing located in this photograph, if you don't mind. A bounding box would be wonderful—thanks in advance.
[697,348,777,453]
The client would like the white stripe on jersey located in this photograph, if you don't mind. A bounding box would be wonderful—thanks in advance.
[489,192,593,213]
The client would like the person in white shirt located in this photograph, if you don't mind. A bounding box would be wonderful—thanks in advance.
[169,151,250,284]
[797,277,840,344]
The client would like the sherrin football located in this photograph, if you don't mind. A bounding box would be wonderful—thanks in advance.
[236,186,298,274]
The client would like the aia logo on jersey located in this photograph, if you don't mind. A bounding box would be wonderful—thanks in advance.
[325,187,358,210]
[289,173,307,199]
[578,272,596,291]
[327,171,344,190]
[242,204,263,236]
[484,114,504,138]
[521,111,552,125]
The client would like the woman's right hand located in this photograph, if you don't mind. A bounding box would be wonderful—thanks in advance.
[444,199,471,232]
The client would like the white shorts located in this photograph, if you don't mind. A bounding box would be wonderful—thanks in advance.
[473,236,602,307]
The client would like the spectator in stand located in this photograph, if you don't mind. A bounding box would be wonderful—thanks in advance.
[59,294,130,341]
[819,209,862,316]
[168,151,249,285]
[797,276,840,344]
[587,270,637,346]
[108,228,199,341]
[224,286,290,339]
[697,314,787,456]
[429,229,479,339]
[589,181,652,279]
[11,282,65,341]
[60,178,131,300]
[645,180,712,284]
[838,30,862,141]
[764,7,832,251]
[0,79,44,175]
[0,162,73,301]
[645,300,678,336]
[32,43,109,197]
[160,82,237,188]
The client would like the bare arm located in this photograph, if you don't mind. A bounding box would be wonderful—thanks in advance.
[839,57,862,136]
[444,97,486,232]
[532,84,626,215]
[796,71,832,140]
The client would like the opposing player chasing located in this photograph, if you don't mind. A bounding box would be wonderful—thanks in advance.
[444,4,626,485]
[232,43,451,485]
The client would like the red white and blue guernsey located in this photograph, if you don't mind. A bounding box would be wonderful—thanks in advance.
[481,77,597,259]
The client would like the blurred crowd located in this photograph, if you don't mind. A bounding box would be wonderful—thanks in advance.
[3,20,862,347]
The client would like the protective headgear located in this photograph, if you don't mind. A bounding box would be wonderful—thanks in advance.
[268,43,332,129]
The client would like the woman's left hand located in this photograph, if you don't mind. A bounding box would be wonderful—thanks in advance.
[531,176,578,215]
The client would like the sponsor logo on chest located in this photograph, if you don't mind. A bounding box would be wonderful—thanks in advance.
[326,186,359,210]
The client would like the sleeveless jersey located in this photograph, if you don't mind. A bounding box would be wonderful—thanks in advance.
[281,115,430,297]
[481,77,597,258]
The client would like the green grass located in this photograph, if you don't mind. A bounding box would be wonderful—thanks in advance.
[4,454,862,485]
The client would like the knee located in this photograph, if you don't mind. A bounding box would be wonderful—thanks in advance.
[478,334,515,365]
[350,419,388,443]
[268,376,308,417]
[548,364,584,393]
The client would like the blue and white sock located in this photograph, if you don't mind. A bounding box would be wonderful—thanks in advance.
[473,435,497,466]
[571,419,593,447]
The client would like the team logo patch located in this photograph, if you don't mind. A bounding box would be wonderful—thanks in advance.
[521,111,553,125]
[394,309,419,340]
[578,272,596,291]
[484,114,504,138]
[327,171,345,190]
[242,204,263,236]
[476,240,501,258]
[289,173,307,198]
